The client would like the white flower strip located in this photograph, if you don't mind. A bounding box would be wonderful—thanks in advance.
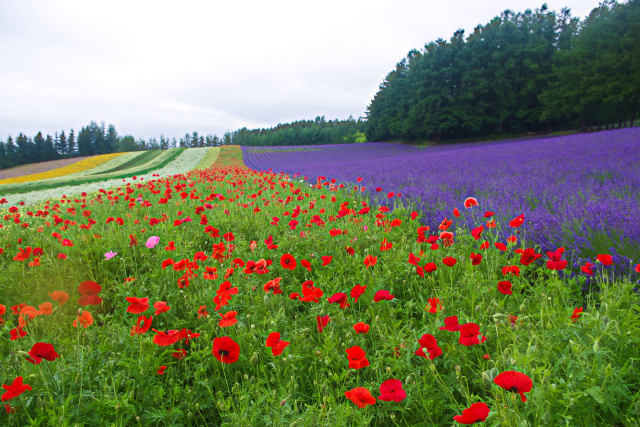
[4,148,209,207]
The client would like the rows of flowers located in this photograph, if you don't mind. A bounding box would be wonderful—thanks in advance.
[1,147,210,207]
[0,152,126,185]
[0,146,638,425]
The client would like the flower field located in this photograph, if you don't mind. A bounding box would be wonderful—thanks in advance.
[0,145,639,425]
[243,128,640,275]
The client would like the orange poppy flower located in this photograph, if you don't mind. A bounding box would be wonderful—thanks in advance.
[73,310,94,328]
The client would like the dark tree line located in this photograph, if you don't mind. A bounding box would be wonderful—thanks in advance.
[0,121,230,170]
[230,116,366,146]
[366,1,640,142]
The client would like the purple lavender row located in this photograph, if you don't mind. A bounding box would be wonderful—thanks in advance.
[241,128,640,274]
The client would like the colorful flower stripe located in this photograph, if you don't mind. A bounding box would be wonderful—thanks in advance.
[0,152,125,185]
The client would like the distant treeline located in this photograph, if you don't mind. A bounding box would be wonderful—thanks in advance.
[0,121,231,170]
[230,116,366,146]
[366,0,640,142]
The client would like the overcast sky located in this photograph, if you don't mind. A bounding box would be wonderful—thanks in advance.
[0,0,598,140]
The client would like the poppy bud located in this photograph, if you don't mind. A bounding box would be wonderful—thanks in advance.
[429,363,436,373]
[386,366,391,373]
[482,372,492,388]
[455,365,461,378]
[250,353,258,364]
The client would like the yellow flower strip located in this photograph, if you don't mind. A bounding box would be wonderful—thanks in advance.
[193,147,221,170]
[0,152,126,185]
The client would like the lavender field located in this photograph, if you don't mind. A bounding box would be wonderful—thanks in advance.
[243,128,640,272]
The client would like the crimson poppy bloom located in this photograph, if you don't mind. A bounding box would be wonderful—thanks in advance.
[494,242,507,251]
[327,292,349,309]
[509,214,525,228]
[345,246,355,255]
[571,307,583,322]
[464,197,478,208]
[345,387,376,408]
[519,248,542,266]
[265,332,290,356]
[581,262,594,275]
[423,262,437,273]
[471,226,483,240]
[373,290,394,302]
[453,207,460,217]
[497,281,512,295]
[126,297,149,314]
[77,280,102,306]
[415,334,442,359]
[212,336,240,364]
[596,254,613,266]
[157,365,167,375]
[280,253,297,270]
[219,311,238,327]
[1,377,31,402]
[363,255,377,268]
[154,301,171,315]
[635,263,640,273]
[453,402,490,424]
[345,346,370,369]
[493,371,532,402]
[443,257,457,267]
[439,316,461,331]
[408,252,421,266]
[26,342,60,364]
[317,315,331,332]
[130,315,153,336]
[501,265,520,276]
[351,284,367,303]
[378,379,406,402]
[353,322,370,334]
[427,297,443,313]
[459,323,486,346]
[152,329,182,346]
[470,253,482,265]
[321,255,332,266]
[546,247,567,270]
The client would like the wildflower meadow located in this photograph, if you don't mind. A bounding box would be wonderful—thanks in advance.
[0,143,639,426]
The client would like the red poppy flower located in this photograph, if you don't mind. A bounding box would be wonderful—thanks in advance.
[509,214,525,228]
[464,197,478,208]
[378,379,406,402]
[497,281,513,295]
[345,246,355,255]
[363,255,377,268]
[380,238,393,251]
[479,241,490,250]
[317,315,331,333]
[212,336,240,364]
[635,263,640,273]
[415,334,442,359]
[453,207,460,217]
[519,248,542,266]
[78,281,102,306]
[596,254,613,266]
[470,253,482,265]
[13,247,32,262]
[154,301,171,315]
[152,329,182,346]
[130,315,153,336]
[263,277,283,295]
[353,322,370,334]
[1,377,31,402]
[426,297,443,313]
[581,262,594,275]
[321,255,332,266]
[300,259,312,271]
[265,332,290,356]
[345,346,370,369]
[280,253,297,270]
[126,297,149,314]
[494,242,507,251]
[172,349,187,359]
[26,342,60,364]
[408,252,421,266]
[223,232,235,242]
[351,284,366,303]
[459,323,486,346]
[327,292,350,309]
[345,387,376,408]
[501,265,520,276]
[165,241,176,251]
[157,365,167,375]
[443,257,457,267]
[471,226,483,240]
[439,316,461,331]
[493,371,532,402]
[453,402,490,424]
[546,247,567,270]
[218,311,238,327]
[570,307,583,323]
[10,326,27,341]
[422,262,437,274]
[72,311,93,328]
[373,290,394,302]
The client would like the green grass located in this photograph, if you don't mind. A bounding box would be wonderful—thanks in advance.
[87,150,162,174]
[0,147,638,425]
